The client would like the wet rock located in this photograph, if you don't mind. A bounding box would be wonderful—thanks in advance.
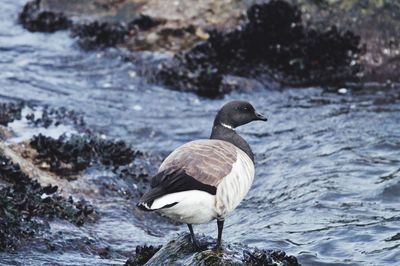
[25,106,86,129]
[95,138,141,166]
[128,234,300,266]
[29,134,139,176]
[30,134,93,175]
[243,248,300,266]
[19,0,400,86]
[0,141,71,192]
[0,102,23,126]
[287,0,400,84]
[70,15,164,49]
[0,126,13,141]
[385,233,400,242]
[158,0,362,97]
[20,0,247,52]
[0,154,94,251]
[19,0,71,33]
[131,15,164,31]
[124,245,162,266]
[71,21,131,49]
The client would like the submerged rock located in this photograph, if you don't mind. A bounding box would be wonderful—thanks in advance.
[0,102,23,126]
[19,0,71,33]
[158,0,362,97]
[71,21,131,49]
[71,16,163,49]
[29,134,139,176]
[125,245,162,266]
[125,234,300,266]
[0,154,94,251]
[25,105,85,129]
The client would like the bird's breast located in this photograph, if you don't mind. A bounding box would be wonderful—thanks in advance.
[215,148,255,217]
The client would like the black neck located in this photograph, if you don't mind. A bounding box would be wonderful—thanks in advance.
[210,123,254,162]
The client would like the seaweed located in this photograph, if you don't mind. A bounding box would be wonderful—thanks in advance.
[158,0,362,97]
[71,15,162,49]
[29,134,139,175]
[30,134,93,174]
[0,102,23,126]
[243,248,300,266]
[19,0,71,33]
[20,0,162,49]
[71,21,130,49]
[26,106,85,129]
[0,155,93,251]
[124,245,162,266]
[124,234,301,266]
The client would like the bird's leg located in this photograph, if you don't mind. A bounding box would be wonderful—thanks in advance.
[187,224,200,249]
[215,219,224,252]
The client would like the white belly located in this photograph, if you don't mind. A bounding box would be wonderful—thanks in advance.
[215,148,254,217]
[155,190,218,224]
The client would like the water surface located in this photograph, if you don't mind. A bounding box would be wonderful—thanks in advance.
[0,1,399,265]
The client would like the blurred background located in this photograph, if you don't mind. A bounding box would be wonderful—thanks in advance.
[0,0,399,265]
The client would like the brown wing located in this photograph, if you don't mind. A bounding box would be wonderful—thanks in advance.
[158,139,237,187]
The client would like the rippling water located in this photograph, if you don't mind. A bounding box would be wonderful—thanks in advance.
[1,0,399,265]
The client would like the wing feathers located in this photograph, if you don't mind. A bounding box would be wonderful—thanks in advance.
[137,169,216,211]
[159,140,237,187]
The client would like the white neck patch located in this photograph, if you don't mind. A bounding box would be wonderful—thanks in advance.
[220,123,233,129]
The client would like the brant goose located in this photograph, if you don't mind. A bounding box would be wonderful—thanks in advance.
[137,100,267,251]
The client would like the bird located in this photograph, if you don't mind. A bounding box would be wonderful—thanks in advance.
[137,100,267,251]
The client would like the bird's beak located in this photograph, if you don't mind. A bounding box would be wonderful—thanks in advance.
[255,112,268,121]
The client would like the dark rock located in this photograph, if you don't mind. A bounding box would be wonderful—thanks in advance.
[244,248,300,266]
[26,106,85,129]
[19,0,71,33]
[94,139,140,166]
[124,245,162,266]
[98,246,112,259]
[0,154,94,251]
[0,102,23,126]
[157,0,362,97]
[385,233,400,242]
[29,134,138,176]
[71,15,163,50]
[71,21,131,49]
[131,234,301,266]
[30,134,93,174]
[129,14,164,31]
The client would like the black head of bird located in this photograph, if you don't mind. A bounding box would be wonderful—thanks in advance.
[213,100,267,129]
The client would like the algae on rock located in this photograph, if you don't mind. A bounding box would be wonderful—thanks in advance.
[125,234,300,266]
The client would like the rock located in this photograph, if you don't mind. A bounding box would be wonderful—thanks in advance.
[287,0,400,84]
[0,102,23,126]
[25,105,86,129]
[126,234,301,266]
[157,0,362,97]
[19,0,248,52]
[18,0,400,92]
[0,126,14,141]
[19,0,71,33]
[71,19,160,50]
[0,153,94,251]
[125,245,162,266]
[29,134,139,177]
[0,141,71,192]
